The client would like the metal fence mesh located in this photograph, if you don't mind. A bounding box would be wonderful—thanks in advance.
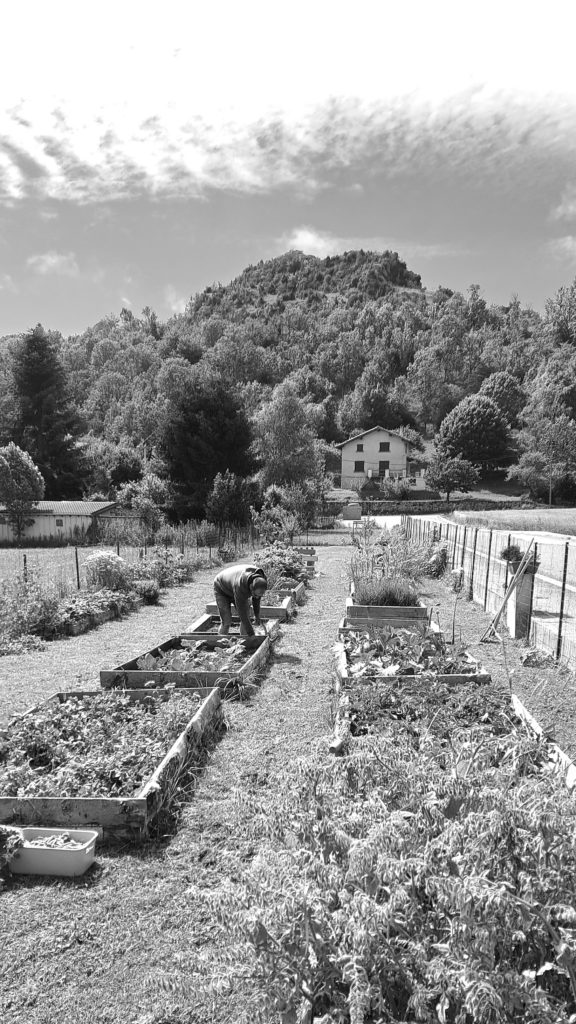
[402,514,576,668]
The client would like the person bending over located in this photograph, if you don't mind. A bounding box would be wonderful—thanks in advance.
[213,563,268,636]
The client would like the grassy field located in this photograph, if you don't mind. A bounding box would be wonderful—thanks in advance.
[453,507,576,535]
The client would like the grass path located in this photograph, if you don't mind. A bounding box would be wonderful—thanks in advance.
[1,546,350,1024]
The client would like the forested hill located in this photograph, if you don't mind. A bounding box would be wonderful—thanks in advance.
[1,245,576,513]
[190,249,423,318]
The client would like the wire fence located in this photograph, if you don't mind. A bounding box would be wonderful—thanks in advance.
[0,522,351,597]
[403,514,576,667]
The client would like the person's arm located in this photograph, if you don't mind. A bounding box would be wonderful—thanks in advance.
[252,592,262,625]
[232,584,255,636]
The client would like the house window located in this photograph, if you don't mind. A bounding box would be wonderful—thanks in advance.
[379,461,390,475]
[356,443,364,451]
[354,461,365,472]
[379,441,390,452]
[56,518,63,527]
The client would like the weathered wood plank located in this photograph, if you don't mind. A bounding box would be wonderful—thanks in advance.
[100,635,271,689]
[204,595,293,620]
[511,694,576,790]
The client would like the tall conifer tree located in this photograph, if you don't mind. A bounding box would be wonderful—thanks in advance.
[11,324,86,497]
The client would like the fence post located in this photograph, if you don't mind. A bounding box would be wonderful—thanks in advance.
[22,553,27,583]
[462,525,467,572]
[452,525,458,568]
[484,530,493,610]
[116,540,120,557]
[556,541,570,661]
[75,546,81,590]
[469,528,478,598]
[504,533,511,591]
[526,541,538,643]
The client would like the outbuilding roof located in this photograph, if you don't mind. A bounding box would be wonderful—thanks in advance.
[0,500,117,516]
[335,425,410,448]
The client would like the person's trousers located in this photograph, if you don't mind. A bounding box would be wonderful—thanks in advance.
[214,587,233,631]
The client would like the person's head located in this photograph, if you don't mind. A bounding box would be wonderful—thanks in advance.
[250,578,267,597]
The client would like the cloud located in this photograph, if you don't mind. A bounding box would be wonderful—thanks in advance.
[164,285,187,314]
[26,249,79,276]
[551,186,576,222]
[1,89,576,205]
[0,272,16,292]
[279,226,465,261]
[545,236,576,261]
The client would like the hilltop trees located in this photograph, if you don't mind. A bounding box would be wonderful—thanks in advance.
[9,325,86,497]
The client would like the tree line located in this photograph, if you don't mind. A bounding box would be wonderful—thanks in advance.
[1,248,576,529]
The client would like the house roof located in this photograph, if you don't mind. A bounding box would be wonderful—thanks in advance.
[335,425,410,448]
[0,500,117,516]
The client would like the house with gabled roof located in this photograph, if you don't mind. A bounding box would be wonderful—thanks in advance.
[0,500,118,544]
[335,426,423,489]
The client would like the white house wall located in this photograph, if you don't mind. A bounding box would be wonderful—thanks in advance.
[0,514,93,543]
[340,429,409,485]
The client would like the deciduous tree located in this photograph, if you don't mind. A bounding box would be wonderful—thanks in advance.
[425,453,479,501]
[0,442,45,542]
[436,395,510,470]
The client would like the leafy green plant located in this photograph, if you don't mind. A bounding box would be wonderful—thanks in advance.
[202,723,576,1024]
[338,625,477,680]
[500,543,523,563]
[132,578,161,604]
[0,691,202,799]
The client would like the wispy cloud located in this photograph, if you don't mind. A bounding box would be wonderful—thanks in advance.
[279,226,466,261]
[163,285,187,314]
[551,186,576,222]
[545,236,576,262]
[26,250,79,276]
[0,272,16,292]
[1,90,576,205]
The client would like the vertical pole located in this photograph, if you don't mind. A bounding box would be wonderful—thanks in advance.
[469,527,478,598]
[556,540,570,662]
[452,525,458,568]
[484,530,493,611]
[504,533,511,591]
[23,553,27,583]
[526,541,538,643]
[116,540,120,557]
[75,546,81,590]
[462,525,467,574]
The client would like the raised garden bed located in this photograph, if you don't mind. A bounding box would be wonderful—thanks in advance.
[0,688,223,841]
[65,595,145,635]
[205,592,295,621]
[100,633,271,689]
[345,592,430,628]
[186,613,281,638]
[334,626,489,686]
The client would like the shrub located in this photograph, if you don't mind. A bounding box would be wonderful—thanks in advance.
[132,579,161,604]
[0,573,60,638]
[253,543,307,581]
[85,551,132,592]
[353,577,419,606]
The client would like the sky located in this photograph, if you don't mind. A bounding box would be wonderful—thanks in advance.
[2,0,576,336]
